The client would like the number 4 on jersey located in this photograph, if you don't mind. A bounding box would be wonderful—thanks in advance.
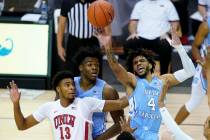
[148,98,155,111]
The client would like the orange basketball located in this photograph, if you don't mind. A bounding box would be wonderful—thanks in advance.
[87,0,114,28]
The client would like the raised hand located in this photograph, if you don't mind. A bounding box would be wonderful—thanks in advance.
[165,31,182,49]
[94,28,112,51]
[8,81,21,103]
[171,31,182,48]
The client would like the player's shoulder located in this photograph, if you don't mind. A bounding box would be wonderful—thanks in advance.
[39,101,57,110]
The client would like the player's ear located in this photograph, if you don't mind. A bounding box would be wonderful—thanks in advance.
[149,63,152,69]
[79,64,83,72]
[56,86,60,94]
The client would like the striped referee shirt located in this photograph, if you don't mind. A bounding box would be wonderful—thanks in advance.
[61,0,95,39]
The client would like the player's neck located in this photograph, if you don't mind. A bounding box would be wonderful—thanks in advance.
[145,73,153,82]
[79,76,96,91]
[60,98,74,107]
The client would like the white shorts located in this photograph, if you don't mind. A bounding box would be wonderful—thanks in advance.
[185,65,207,112]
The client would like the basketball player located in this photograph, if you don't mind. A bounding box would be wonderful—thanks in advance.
[175,17,210,125]
[72,46,124,140]
[96,30,195,140]
[9,71,128,140]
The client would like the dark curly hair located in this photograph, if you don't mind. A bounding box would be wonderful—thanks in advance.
[52,71,74,90]
[72,46,102,75]
[126,49,159,74]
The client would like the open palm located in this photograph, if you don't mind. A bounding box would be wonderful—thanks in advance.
[9,81,21,103]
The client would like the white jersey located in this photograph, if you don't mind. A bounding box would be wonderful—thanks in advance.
[33,97,105,140]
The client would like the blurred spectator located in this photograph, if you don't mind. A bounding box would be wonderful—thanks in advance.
[191,0,210,36]
[4,0,36,13]
[124,0,179,74]
[171,0,189,45]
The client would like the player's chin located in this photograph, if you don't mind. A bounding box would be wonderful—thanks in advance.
[89,76,97,81]
[137,72,147,78]
[68,94,76,99]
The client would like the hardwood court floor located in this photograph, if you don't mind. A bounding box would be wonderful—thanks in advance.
[0,89,209,140]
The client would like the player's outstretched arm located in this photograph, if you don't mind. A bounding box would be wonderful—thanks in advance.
[96,34,135,88]
[103,96,129,112]
[162,31,195,86]
[9,81,39,130]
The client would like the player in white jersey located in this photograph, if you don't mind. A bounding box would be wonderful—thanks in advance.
[9,71,128,140]
[175,18,210,124]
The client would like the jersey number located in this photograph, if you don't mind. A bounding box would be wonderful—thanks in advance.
[147,98,155,111]
[60,127,71,139]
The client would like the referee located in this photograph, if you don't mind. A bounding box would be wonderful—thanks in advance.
[57,0,106,76]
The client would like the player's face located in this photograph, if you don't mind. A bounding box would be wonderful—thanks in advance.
[58,78,76,99]
[80,57,100,81]
[132,55,151,78]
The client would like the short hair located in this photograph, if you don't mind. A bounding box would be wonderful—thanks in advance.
[116,131,135,140]
[126,49,158,73]
[73,46,102,74]
[52,71,74,90]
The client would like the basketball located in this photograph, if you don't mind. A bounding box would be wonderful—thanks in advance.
[87,0,114,28]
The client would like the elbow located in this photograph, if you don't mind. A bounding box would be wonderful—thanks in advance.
[16,122,28,131]
[17,126,27,131]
